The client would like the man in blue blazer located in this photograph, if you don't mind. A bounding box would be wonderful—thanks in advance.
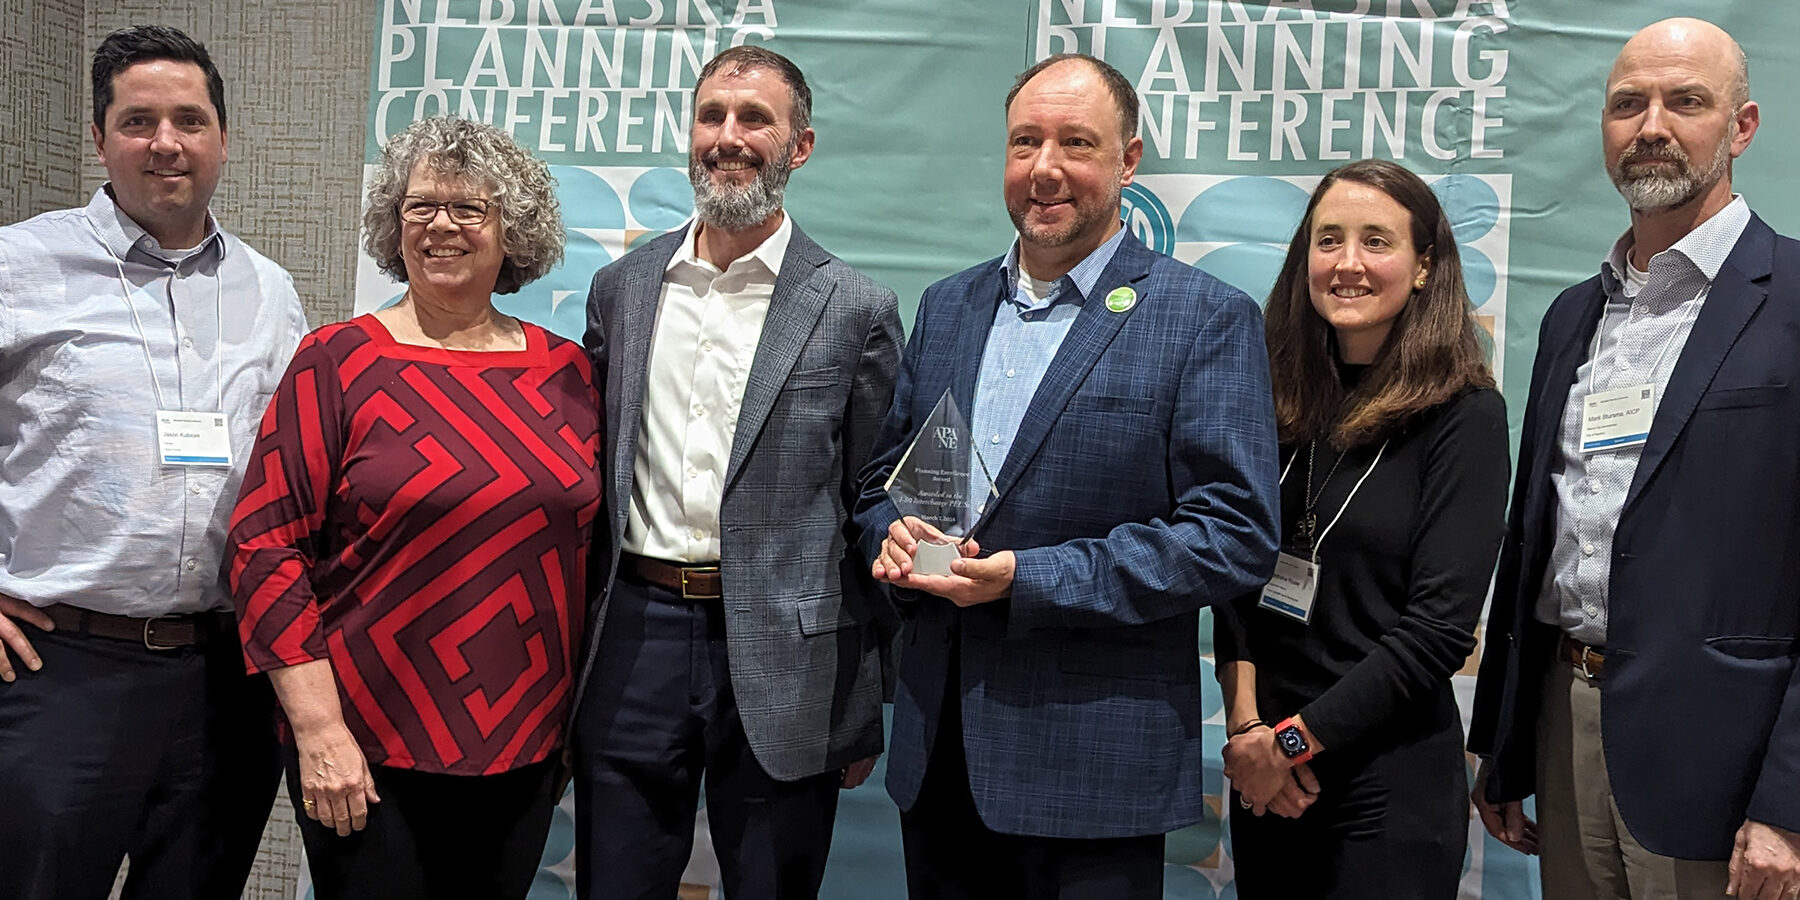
[853,54,1280,899]
[1469,18,1800,900]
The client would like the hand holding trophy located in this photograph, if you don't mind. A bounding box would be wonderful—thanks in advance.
[883,390,998,576]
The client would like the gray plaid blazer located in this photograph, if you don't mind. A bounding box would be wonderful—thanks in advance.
[572,222,903,780]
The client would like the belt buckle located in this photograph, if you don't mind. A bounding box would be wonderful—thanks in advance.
[143,617,183,651]
[679,566,720,600]
[1578,643,1599,681]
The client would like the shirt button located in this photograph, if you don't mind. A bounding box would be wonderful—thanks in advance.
[1006,368,1016,378]
[687,467,699,479]
[190,482,204,494]
[693,405,706,417]
[184,558,198,571]
[1589,481,1601,495]
[990,434,1001,444]
[1582,542,1596,556]
[1616,357,1630,370]
[701,341,714,353]
[182,337,194,349]
[691,528,705,541]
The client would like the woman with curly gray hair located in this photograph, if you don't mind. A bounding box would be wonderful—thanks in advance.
[225,115,599,900]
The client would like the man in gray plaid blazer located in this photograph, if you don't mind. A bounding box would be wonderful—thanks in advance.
[856,55,1280,899]
[570,45,903,900]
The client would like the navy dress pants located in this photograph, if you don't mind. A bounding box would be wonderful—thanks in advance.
[573,574,842,900]
[0,618,281,900]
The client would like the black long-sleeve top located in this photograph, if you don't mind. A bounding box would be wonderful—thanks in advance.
[1213,378,1510,757]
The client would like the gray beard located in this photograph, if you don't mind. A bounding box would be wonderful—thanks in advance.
[690,149,792,232]
[1609,132,1732,212]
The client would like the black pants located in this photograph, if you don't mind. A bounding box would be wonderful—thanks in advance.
[287,748,558,900]
[1229,713,1469,900]
[573,575,843,900]
[0,620,281,900]
[899,634,1165,900]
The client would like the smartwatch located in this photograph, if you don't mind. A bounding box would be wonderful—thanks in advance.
[1272,717,1314,766]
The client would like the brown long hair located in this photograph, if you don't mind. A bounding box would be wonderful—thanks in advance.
[1264,159,1494,449]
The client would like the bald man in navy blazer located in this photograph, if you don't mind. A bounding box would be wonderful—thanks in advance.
[1469,18,1800,900]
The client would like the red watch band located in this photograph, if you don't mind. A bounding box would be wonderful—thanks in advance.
[1272,716,1315,766]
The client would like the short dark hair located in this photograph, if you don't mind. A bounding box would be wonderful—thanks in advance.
[1263,159,1494,449]
[92,25,227,133]
[1005,54,1139,142]
[696,45,812,133]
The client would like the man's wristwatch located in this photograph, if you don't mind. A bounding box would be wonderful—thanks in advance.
[1272,717,1315,766]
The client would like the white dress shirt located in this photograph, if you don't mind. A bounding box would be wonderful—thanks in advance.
[623,215,793,562]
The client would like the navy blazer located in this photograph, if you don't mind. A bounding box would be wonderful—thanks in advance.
[853,232,1280,839]
[1469,214,1800,859]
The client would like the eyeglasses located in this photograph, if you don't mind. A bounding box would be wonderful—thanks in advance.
[399,196,496,226]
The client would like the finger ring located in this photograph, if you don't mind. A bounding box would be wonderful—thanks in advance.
[302,798,315,810]
[1238,796,1252,809]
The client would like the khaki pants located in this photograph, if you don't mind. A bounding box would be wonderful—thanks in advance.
[1535,658,1731,900]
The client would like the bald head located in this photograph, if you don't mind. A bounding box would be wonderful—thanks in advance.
[1611,17,1748,109]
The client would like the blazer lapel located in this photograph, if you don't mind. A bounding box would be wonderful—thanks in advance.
[609,228,686,541]
[978,236,1151,528]
[724,226,833,488]
[948,264,1008,425]
[1624,217,1775,512]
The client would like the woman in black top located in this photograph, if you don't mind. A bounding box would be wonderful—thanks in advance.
[1215,159,1510,899]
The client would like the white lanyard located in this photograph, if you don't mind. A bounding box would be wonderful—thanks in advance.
[86,214,226,412]
[1588,277,1689,389]
[1279,439,1389,562]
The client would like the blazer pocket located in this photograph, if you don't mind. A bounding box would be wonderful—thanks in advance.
[784,366,841,391]
[1696,384,1786,410]
[1065,392,1171,418]
[797,594,855,636]
[1704,634,1797,660]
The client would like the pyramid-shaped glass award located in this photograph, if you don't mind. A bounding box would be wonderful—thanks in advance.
[882,390,997,576]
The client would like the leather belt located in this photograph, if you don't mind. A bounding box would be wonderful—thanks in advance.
[621,554,722,600]
[1560,633,1605,679]
[44,604,213,650]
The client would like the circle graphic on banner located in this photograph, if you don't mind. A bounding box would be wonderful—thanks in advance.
[1179,177,1310,244]
[1194,243,1288,300]
[628,168,696,231]
[1122,183,1176,255]
[1430,174,1501,244]
[1461,246,1497,306]
[554,167,627,229]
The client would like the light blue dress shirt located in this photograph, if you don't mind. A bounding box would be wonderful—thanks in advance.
[966,226,1128,521]
[0,187,306,616]
[1536,196,1751,645]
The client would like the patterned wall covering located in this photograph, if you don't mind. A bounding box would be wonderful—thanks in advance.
[1,0,86,221]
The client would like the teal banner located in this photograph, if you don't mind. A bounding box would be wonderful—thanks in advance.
[348,3,1800,898]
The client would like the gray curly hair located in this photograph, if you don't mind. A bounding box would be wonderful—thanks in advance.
[363,116,564,295]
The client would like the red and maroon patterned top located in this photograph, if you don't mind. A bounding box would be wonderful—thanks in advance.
[229,315,601,776]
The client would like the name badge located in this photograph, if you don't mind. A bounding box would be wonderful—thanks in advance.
[1258,552,1319,623]
[156,410,232,467]
[1579,384,1654,453]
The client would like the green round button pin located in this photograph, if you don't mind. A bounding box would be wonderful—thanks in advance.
[1105,286,1137,313]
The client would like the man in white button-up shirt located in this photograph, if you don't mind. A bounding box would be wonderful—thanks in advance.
[0,25,305,900]
[1471,18,1800,900]
[572,45,903,899]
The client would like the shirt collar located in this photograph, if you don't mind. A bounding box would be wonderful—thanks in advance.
[999,223,1129,307]
[1601,194,1752,291]
[85,185,225,267]
[666,211,794,279]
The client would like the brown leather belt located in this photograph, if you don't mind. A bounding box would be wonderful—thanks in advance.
[1560,633,1605,679]
[620,554,722,600]
[44,604,213,650]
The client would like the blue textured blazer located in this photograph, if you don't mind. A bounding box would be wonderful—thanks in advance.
[1469,214,1800,859]
[853,232,1280,838]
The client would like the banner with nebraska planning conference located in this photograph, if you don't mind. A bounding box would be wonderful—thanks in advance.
[348,2,1800,898]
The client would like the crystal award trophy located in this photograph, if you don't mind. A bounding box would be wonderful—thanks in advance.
[882,390,997,576]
